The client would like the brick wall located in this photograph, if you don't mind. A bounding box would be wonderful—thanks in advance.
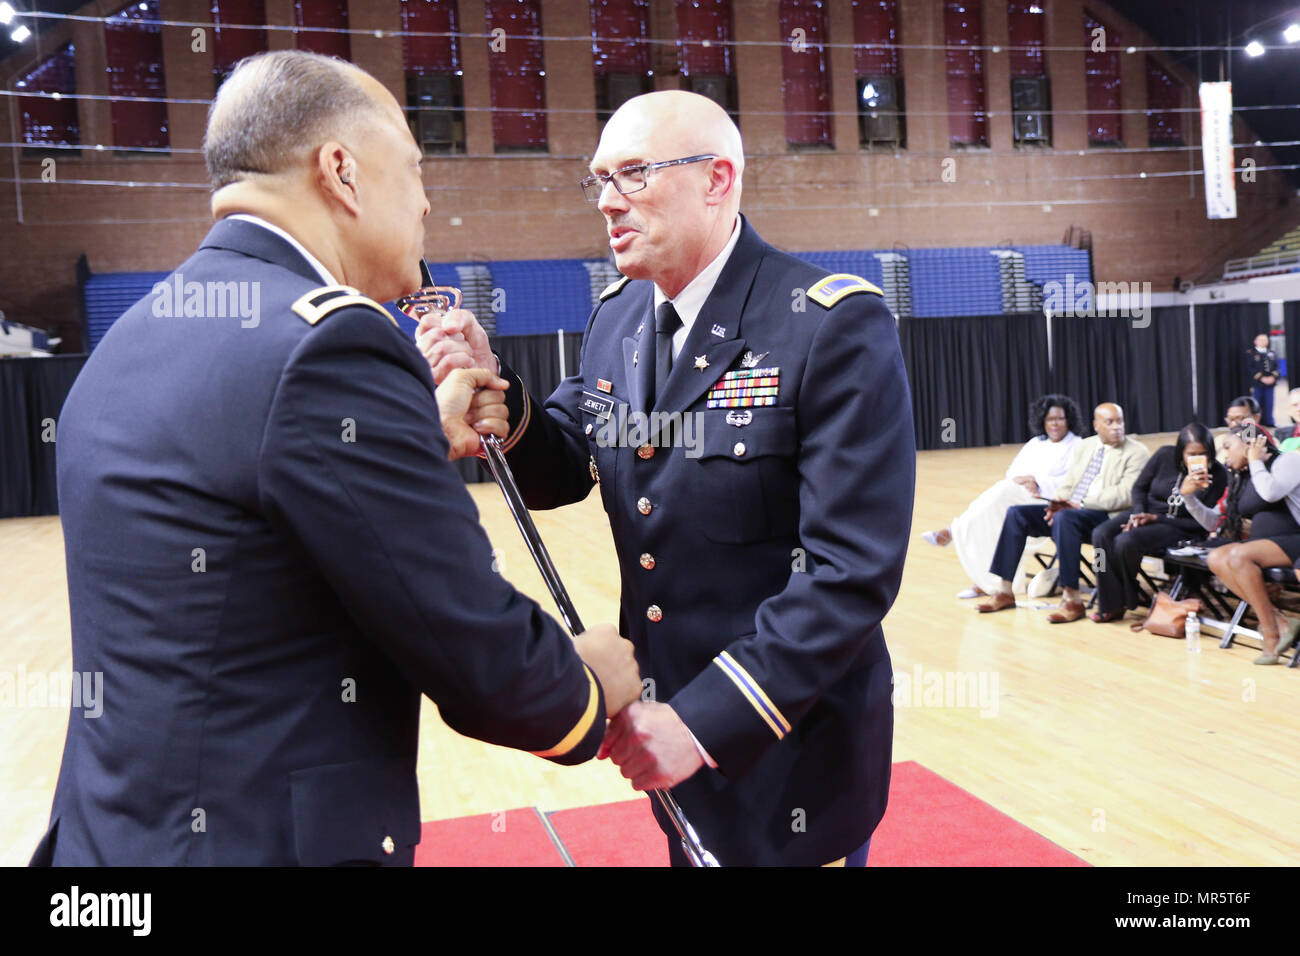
[0,0,1294,351]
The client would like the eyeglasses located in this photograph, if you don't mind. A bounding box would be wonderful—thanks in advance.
[579,154,718,202]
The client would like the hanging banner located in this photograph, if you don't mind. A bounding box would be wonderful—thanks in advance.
[1199,81,1237,220]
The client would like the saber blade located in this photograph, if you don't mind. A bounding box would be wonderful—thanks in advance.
[479,434,719,867]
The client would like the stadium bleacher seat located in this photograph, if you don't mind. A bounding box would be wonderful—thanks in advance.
[81,244,1095,348]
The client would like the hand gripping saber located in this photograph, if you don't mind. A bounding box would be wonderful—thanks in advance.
[477,435,719,867]
[399,265,720,867]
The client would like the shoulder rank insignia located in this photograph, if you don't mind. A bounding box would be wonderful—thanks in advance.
[290,285,399,328]
[599,275,631,300]
[806,273,884,309]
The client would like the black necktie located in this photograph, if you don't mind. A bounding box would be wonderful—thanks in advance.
[654,301,681,402]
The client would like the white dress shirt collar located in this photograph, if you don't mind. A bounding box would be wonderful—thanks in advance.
[652,216,743,358]
[225,213,339,287]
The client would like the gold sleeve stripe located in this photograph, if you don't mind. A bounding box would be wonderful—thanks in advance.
[713,651,792,740]
[718,651,793,734]
[497,370,532,454]
[823,857,847,867]
[530,665,599,759]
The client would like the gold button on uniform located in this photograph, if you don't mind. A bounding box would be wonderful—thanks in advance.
[637,444,655,460]
[637,497,652,515]
[734,442,747,457]
[640,553,655,570]
[381,835,395,855]
[646,605,663,622]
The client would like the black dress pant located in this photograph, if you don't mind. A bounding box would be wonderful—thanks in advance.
[1090,517,1198,614]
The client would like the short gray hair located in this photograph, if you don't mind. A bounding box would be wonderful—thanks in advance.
[204,50,377,189]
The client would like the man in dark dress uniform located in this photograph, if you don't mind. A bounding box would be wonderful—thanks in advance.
[31,51,639,866]
[1246,332,1280,428]
[419,92,915,866]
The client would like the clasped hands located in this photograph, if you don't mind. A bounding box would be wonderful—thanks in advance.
[562,632,705,790]
[1043,498,1078,526]
[1122,513,1157,532]
[1011,475,1040,495]
[422,307,505,461]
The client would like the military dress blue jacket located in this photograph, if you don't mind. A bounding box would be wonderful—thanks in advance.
[33,218,605,866]
[498,217,916,865]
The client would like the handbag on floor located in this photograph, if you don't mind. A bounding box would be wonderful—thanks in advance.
[1131,592,1204,638]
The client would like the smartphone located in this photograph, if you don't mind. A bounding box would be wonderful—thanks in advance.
[1188,454,1208,475]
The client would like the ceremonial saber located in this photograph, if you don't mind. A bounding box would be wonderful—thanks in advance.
[478,434,719,867]
[399,265,719,867]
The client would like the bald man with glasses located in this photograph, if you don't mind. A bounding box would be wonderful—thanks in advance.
[419,91,915,866]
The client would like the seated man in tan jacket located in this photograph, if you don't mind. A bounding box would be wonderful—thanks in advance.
[976,402,1151,622]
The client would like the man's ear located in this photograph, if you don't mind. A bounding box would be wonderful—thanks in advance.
[703,157,737,207]
[317,142,359,215]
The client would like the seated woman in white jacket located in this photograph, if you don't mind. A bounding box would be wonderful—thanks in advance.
[923,394,1083,598]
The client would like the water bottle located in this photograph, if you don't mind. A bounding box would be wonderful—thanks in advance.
[1186,613,1201,653]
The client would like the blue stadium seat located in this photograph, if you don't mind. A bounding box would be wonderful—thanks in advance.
[486,259,592,335]
[84,272,169,349]
[82,244,1095,347]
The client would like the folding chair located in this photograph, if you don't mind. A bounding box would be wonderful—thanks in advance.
[1030,541,1098,608]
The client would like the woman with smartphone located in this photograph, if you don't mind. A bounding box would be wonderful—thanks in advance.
[1188,424,1300,663]
[1089,423,1227,623]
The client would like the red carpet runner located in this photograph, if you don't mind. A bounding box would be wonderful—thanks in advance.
[414,760,1088,866]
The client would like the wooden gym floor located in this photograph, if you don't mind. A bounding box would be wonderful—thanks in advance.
[3,431,1298,866]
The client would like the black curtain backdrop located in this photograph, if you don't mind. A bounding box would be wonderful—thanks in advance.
[899,313,1050,451]
[1047,307,1196,435]
[1192,301,1271,423]
[1284,301,1300,388]
[0,341,584,512]
[8,310,1292,512]
[1047,313,1130,431]
[455,332,585,483]
[1128,306,1196,433]
[0,355,88,518]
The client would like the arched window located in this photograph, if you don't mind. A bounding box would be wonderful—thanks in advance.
[1084,10,1122,145]
[674,0,737,119]
[16,44,79,149]
[591,0,652,124]
[485,0,547,151]
[1008,0,1050,146]
[105,1,168,150]
[1146,57,1184,147]
[403,0,466,153]
[211,0,267,89]
[295,0,350,61]
[944,0,987,147]
[779,0,832,148]
[853,0,904,147]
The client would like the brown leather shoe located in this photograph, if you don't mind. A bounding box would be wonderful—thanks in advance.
[976,592,1017,613]
[1089,609,1126,623]
[1048,600,1086,623]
